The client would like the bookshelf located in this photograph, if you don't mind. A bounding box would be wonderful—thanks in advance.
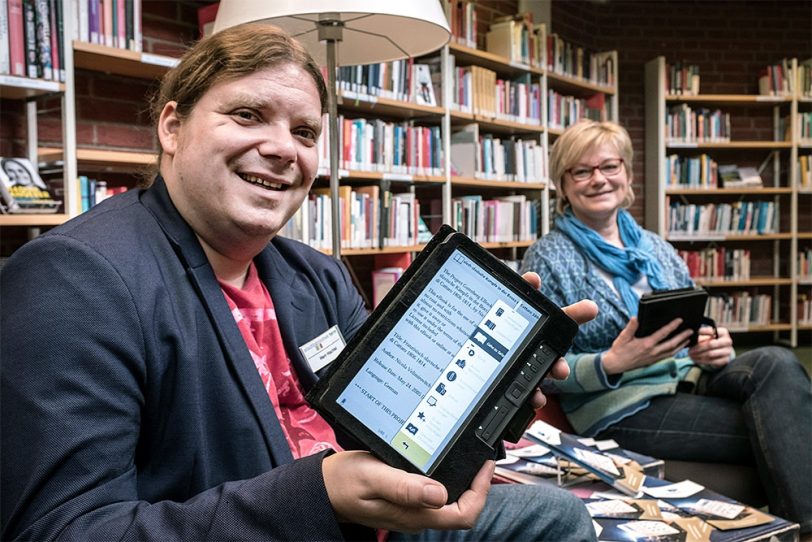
[1,1,619,307]
[645,55,808,345]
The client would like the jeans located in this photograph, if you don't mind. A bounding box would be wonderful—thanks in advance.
[388,482,597,542]
[595,346,811,534]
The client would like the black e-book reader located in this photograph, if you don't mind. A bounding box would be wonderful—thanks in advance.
[306,226,578,502]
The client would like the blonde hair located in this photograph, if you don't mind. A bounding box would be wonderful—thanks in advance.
[550,119,635,215]
[143,23,327,186]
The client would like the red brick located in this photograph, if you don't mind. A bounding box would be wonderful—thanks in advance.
[93,124,156,151]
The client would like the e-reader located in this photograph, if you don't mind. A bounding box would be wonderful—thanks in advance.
[635,287,713,346]
[306,225,578,502]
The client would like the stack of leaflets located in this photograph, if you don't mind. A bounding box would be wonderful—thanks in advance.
[0,157,61,214]
[496,421,799,542]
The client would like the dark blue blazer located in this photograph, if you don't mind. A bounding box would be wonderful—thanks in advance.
[1,177,369,540]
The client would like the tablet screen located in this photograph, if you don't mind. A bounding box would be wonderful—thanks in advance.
[336,248,546,473]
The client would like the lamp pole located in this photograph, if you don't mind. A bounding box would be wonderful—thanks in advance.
[318,14,343,260]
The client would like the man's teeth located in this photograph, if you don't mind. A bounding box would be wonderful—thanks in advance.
[240,173,284,190]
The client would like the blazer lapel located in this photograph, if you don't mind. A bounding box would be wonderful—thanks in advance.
[141,177,295,465]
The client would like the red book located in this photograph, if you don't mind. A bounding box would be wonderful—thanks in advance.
[8,0,25,76]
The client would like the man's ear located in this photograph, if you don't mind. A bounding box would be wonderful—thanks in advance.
[157,101,181,157]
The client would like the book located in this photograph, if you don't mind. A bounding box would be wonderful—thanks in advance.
[0,157,60,213]
[412,63,436,106]
[0,0,10,74]
[635,287,711,346]
[7,0,25,76]
[371,266,403,307]
[718,165,762,188]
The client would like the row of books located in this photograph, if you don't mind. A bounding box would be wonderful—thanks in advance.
[757,58,794,96]
[450,194,539,244]
[452,64,542,125]
[450,124,546,182]
[547,33,615,87]
[317,115,443,177]
[76,175,127,213]
[442,0,477,49]
[485,14,540,67]
[707,292,772,328]
[72,0,142,52]
[798,58,812,98]
[799,155,812,189]
[678,247,751,281]
[799,247,812,281]
[547,90,606,130]
[336,59,438,107]
[799,294,812,324]
[799,111,812,143]
[664,61,700,95]
[666,200,778,237]
[665,104,731,144]
[665,153,718,188]
[1,0,65,81]
[283,186,422,251]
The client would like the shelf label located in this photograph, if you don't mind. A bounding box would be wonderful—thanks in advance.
[382,173,414,182]
[755,95,787,102]
[341,90,377,104]
[141,54,179,68]
[0,75,60,91]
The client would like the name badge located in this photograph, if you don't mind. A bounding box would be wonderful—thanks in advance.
[299,325,346,373]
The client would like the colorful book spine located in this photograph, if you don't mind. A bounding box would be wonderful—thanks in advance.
[7,0,25,76]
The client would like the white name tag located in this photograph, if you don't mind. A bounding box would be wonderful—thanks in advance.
[299,325,346,373]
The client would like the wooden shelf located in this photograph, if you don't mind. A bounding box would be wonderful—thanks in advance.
[0,214,70,227]
[0,75,64,99]
[667,233,793,242]
[695,277,793,287]
[450,110,544,134]
[316,168,444,184]
[322,244,426,256]
[451,177,545,190]
[665,187,793,195]
[448,42,543,77]
[546,69,616,96]
[73,41,178,79]
[727,323,793,332]
[338,91,444,118]
[666,141,793,150]
[480,240,535,249]
[665,94,792,105]
[39,147,155,169]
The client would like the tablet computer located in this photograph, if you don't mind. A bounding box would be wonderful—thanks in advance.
[306,225,578,502]
[635,287,710,346]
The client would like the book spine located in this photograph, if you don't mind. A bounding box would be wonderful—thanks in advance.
[22,0,38,78]
[7,0,24,75]
[131,0,139,51]
[124,0,131,50]
[115,0,123,48]
[34,0,52,80]
[0,0,9,74]
[102,0,111,47]
[47,0,58,80]
[89,0,100,43]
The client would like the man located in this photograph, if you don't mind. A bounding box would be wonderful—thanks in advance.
[1,23,598,541]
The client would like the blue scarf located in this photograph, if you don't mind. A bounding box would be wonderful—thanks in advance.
[555,209,668,315]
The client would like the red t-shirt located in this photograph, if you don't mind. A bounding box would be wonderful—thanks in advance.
[219,263,341,459]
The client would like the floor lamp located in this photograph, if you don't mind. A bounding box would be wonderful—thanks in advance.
[213,1,450,259]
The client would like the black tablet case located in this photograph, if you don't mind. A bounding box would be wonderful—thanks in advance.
[306,225,578,502]
[635,287,709,346]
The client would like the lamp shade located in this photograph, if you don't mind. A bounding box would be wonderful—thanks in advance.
[212,0,450,66]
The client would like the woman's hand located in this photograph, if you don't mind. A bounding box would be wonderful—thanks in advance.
[688,326,733,369]
[601,317,693,375]
[521,272,598,408]
[322,451,493,532]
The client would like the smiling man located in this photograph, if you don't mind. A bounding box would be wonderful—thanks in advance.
[1,23,598,541]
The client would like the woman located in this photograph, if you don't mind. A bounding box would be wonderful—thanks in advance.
[521,119,810,534]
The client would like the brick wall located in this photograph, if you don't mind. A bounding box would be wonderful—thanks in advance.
[549,0,812,222]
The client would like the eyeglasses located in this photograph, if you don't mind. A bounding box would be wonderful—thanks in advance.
[566,158,625,183]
